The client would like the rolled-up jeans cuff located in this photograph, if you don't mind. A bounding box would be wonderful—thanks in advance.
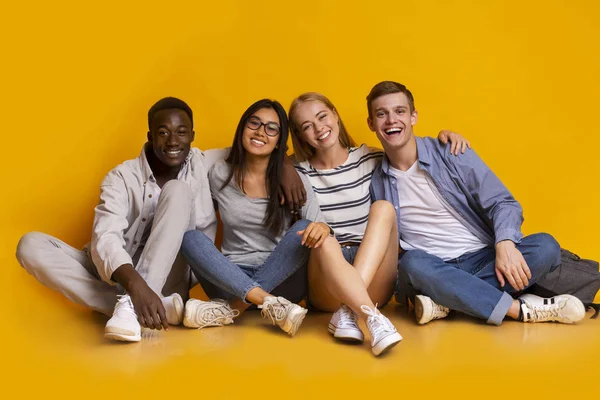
[241,283,261,304]
[487,292,513,325]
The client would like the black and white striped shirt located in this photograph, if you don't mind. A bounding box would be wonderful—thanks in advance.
[295,144,384,244]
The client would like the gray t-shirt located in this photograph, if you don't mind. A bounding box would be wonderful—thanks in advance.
[209,159,325,266]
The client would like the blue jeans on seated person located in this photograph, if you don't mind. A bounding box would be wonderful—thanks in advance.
[181,219,311,303]
[397,233,561,325]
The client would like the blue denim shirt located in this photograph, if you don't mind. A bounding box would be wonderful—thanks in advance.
[370,137,523,247]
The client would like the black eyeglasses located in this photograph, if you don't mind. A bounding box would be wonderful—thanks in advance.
[246,117,280,137]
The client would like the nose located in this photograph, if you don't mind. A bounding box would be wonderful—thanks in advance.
[167,133,180,145]
[386,112,398,124]
[315,120,326,133]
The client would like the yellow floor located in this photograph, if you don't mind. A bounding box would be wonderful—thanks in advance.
[4,262,599,399]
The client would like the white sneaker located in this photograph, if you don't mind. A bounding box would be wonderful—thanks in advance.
[183,298,240,329]
[361,305,402,356]
[415,295,450,325]
[162,293,184,326]
[260,296,307,337]
[105,295,141,342]
[519,294,586,324]
[328,305,364,342]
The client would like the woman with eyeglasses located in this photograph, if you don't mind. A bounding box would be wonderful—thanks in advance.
[180,99,329,337]
[287,92,470,355]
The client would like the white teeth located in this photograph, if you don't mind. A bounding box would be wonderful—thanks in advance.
[385,128,402,134]
[251,138,266,146]
[166,150,181,155]
[318,130,331,141]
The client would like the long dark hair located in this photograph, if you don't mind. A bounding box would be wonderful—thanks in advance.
[222,99,289,236]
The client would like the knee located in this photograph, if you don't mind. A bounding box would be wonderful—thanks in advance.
[290,219,311,232]
[527,233,561,265]
[161,180,192,207]
[16,232,47,272]
[182,230,211,252]
[369,200,396,218]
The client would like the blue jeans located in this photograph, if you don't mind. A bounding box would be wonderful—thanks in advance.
[181,219,311,303]
[397,233,561,325]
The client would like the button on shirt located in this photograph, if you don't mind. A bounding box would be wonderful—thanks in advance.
[88,144,228,284]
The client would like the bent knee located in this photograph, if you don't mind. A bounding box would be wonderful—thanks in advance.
[182,230,211,250]
[369,200,396,217]
[527,232,561,266]
[290,218,311,231]
[16,232,47,266]
[161,180,192,204]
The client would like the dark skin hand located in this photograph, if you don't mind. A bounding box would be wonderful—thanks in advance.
[112,264,169,331]
[279,156,307,213]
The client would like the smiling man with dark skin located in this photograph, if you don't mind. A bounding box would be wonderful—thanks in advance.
[16,97,306,342]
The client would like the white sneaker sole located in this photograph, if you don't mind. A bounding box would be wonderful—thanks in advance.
[167,293,184,326]
[283,306,308,337]
[328,323,364,342]
[415,295,431,325]
[104,327,141,342]
[372,332,402,356]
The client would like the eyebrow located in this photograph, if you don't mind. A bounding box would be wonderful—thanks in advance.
[375,105,408,112]
[157,124,188,129]
[251,116,280,126]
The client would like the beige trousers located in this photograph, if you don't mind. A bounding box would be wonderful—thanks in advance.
[16,180,196,316]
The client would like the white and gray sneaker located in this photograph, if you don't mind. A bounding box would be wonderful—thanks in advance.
[519,294,586,324]
[361,305,402,356]
[105,295,141,342]
[328,305,364,342]
[260,296,307,337]
[415,295,450,325]
[163,293,184,326]
[183,298,240,329]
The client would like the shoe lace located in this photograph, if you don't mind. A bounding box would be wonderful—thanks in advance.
[432,303,449,320]
[361,304,394,338]
[529,304,561,321]
[261,300,287,325]
[115,295,137,317]
[337,305,358,328]
[195,302,240,329]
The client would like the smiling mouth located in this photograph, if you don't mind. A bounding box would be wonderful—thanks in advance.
[384,128,403,136]
[165,149,183,157]
[318,130,331,141]
[251,138,266,146]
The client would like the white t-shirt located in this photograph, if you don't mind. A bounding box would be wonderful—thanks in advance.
[390,162,487,260]
[295,144,383,243]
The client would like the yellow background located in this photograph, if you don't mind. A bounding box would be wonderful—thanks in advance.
[1,0,598,398]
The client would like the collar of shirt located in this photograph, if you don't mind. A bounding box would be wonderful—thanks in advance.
[380,137,431,177]
[138,143,194,184]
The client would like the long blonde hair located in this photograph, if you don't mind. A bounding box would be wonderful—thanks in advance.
[288,92,356,162]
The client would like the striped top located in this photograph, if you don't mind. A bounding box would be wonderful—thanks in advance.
[295,144,384,244]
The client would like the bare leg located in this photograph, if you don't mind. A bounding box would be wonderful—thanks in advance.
[351,201,398,305]
[307,237,376,321]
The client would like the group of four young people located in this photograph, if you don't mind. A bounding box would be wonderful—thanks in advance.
[17,81,585,357]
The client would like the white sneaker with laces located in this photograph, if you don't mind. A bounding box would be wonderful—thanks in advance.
[260,296,307,337]
[328,305,364,342]
[361,305,402,356]
[519,294,585,324]
[162,293,184,326]
[105,295,141,342]
[415,295,450,325]
[183,298,240,329]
